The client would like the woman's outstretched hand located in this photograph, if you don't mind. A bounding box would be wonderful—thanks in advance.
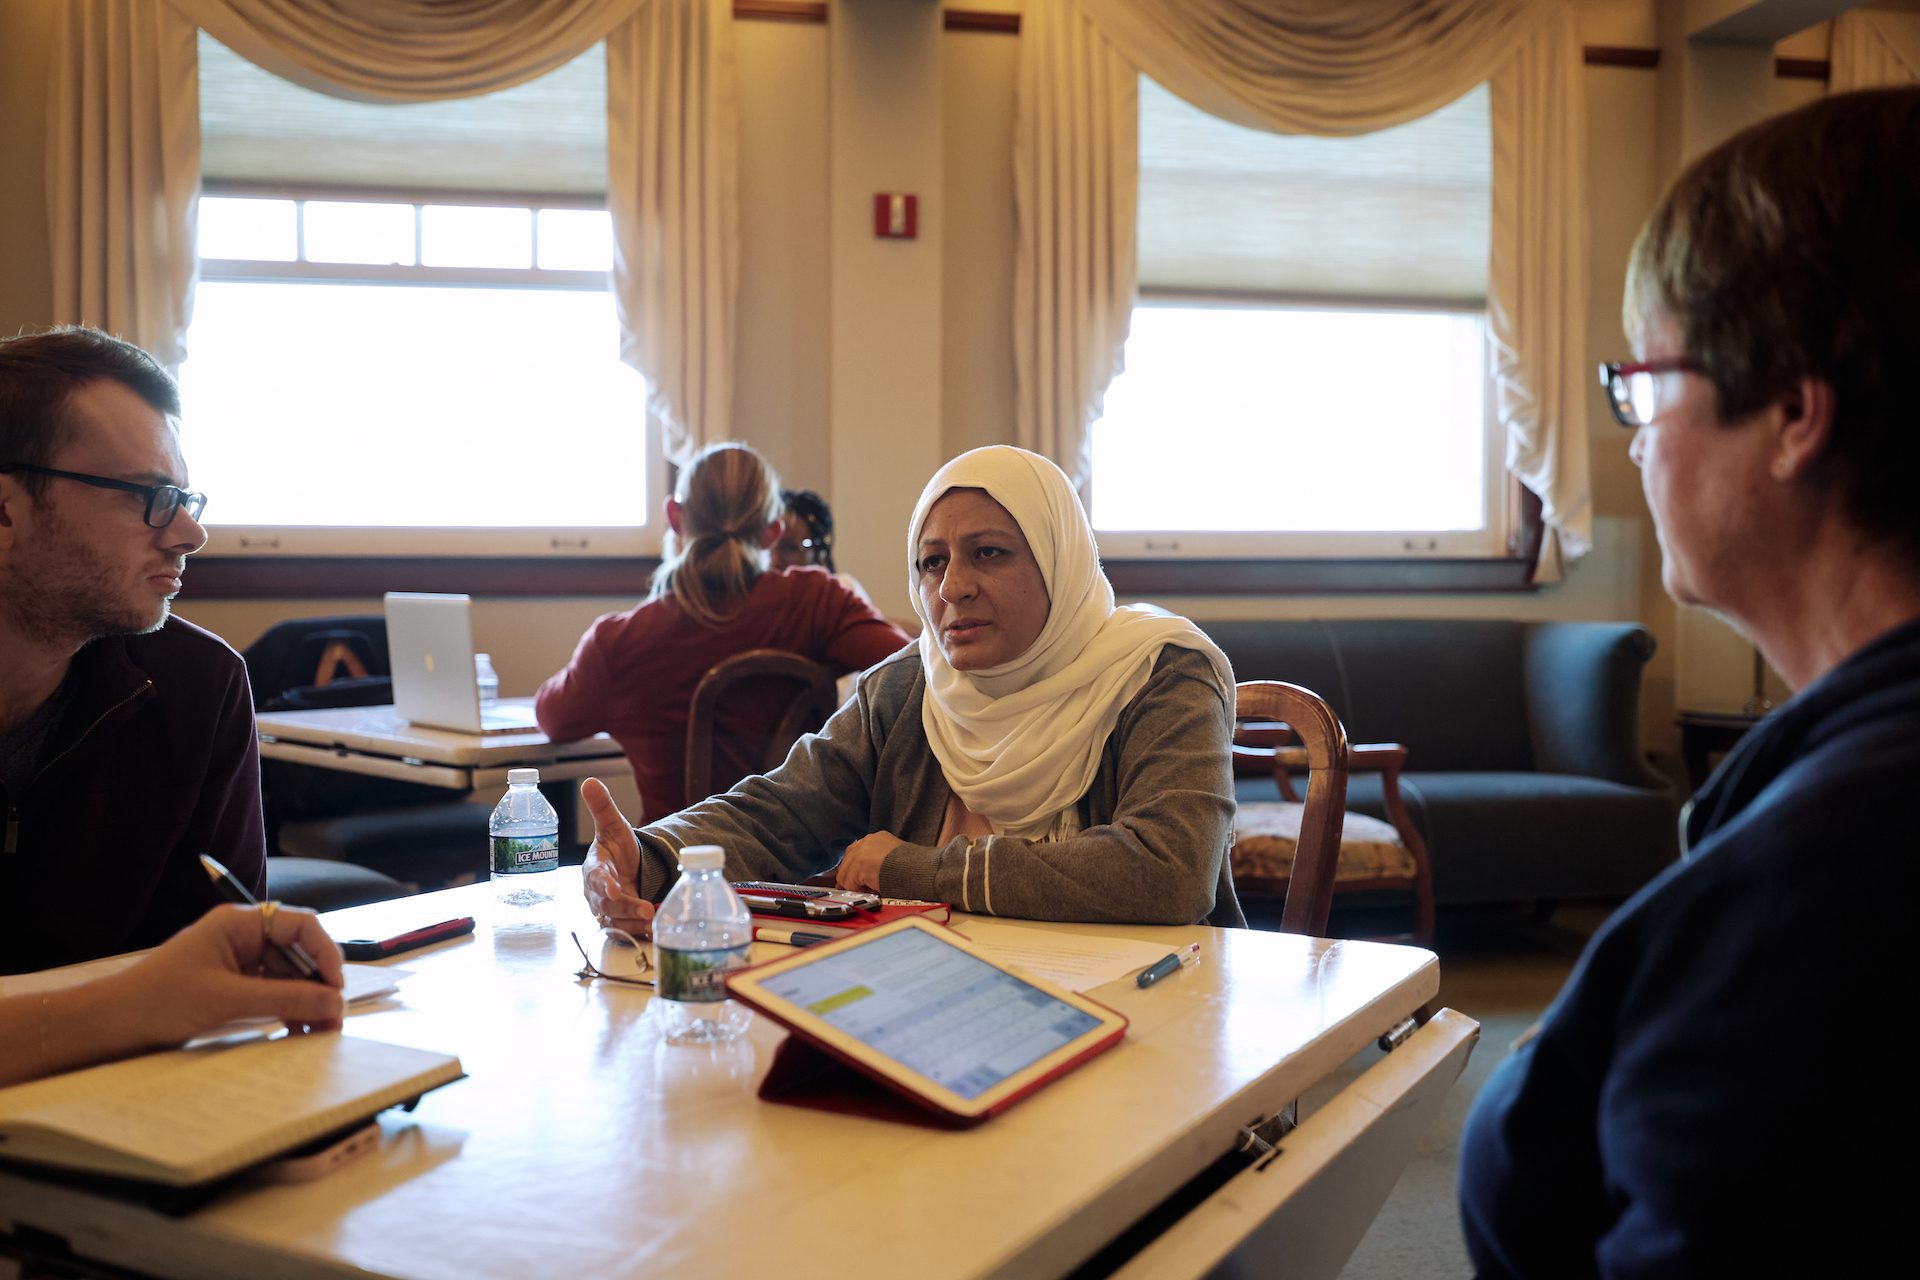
[580,777,657,935]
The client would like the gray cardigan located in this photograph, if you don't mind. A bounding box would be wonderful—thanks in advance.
[634,644,1243,927]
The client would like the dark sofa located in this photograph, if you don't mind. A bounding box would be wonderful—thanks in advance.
[1202,618,1680,908]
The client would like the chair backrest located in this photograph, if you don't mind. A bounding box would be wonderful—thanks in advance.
[242,614,392,712]
[684,649,843,809]
[1234,680,1351,937]
[242,615,433,824]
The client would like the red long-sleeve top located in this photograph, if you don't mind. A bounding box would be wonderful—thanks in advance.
[535,566,911,823]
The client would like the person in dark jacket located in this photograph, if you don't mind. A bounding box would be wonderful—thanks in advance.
[0,326,265,974]
[1459,88,1920,1277]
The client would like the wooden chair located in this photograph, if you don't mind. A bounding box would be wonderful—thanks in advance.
[1233,683,1436,945]
[1232,681,1351,939]
[683,649,843,809]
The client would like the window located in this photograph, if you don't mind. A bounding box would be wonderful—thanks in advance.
[181,35,658,558]
[1092,79,1504,560]
[183,192,652,554]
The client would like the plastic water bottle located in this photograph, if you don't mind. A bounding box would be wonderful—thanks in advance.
[653,845,753,1044]
[489,767,559,905]
[474,652,500,707]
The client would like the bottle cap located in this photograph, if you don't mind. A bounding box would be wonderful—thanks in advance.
[678,844,724,872]
[507,767,540,785]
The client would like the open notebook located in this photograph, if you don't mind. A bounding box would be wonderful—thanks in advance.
[0,1032,463,1187]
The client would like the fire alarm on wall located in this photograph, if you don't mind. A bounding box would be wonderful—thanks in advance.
[874,193,918,239]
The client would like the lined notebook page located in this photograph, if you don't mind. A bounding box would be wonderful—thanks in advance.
[0,1033,461,1185]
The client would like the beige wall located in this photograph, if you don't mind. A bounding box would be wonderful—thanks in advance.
[0,0,1853,768]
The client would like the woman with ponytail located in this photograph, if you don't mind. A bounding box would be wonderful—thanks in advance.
[536,443,909,823]
[579,445,1241,929]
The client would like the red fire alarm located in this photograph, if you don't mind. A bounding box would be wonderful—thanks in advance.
[874,193,918,239]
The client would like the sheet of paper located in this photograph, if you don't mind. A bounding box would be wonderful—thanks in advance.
[344,963,406,1005]
[180,964,409,1044]
[962,930,1173,993]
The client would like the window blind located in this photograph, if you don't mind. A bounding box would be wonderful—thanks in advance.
[198,32,608,197]
[1137,77,1490,304]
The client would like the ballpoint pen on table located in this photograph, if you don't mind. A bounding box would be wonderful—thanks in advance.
[1136,942,1203,988]
[755,927,836,947]
[198,853,331,985]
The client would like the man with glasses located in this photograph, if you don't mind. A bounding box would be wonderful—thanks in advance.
[1459,89,1920,1276]
[0,326,265,974]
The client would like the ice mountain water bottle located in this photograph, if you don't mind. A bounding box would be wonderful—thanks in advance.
[652,845,753,1044]
[489,767,559,905]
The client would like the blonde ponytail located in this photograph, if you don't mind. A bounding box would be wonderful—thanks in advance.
[648,443,783,625]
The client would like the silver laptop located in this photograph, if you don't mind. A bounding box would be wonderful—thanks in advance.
[384,592,541,734]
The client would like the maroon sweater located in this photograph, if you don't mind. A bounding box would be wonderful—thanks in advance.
[0,617,267,974]
[536,567,911,823]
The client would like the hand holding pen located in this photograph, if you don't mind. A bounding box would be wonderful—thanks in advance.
[199,854,334,986]
[10,904,347,1082]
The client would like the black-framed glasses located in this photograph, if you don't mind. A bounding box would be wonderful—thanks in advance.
[1598,358,1703,429]
[570,929,653,988]
[0,463,207,528]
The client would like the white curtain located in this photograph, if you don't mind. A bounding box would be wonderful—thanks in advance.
[49,1,202,369]
[1016,0,1591,577]
[1012,0,1138,487]
[608,0,738,461]
[1831,10,1920,92]
[49,0,738,459]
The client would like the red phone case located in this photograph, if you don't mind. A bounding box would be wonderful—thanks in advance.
[340,917,475,960]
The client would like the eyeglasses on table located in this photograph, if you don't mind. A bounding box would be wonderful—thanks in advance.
[571,928,653,988]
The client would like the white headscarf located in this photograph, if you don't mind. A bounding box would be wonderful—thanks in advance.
[906,446,1234,840]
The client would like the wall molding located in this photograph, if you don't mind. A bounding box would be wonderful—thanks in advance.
[1584,45,1660,68]
[735,1,826,24]
[1774,57,1831,81]
[179,551,1545,599]
[929,24,1823,83]
[1104,557,1538,596]
[179,557,661,600]
[945,10,1021,33]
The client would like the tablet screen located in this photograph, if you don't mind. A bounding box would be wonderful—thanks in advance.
[753,926,1103,1100]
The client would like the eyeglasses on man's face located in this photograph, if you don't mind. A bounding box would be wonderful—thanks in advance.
[0,463,208,528]
[1598,358,1703,429]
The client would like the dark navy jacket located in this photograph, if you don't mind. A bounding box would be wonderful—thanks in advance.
[0,616,265,973]
[1459,615,1917,1278]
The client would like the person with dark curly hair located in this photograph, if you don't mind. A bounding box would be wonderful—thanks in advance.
[775,487,837,573]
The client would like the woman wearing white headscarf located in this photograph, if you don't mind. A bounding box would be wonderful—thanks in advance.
[581,446,1241,928]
